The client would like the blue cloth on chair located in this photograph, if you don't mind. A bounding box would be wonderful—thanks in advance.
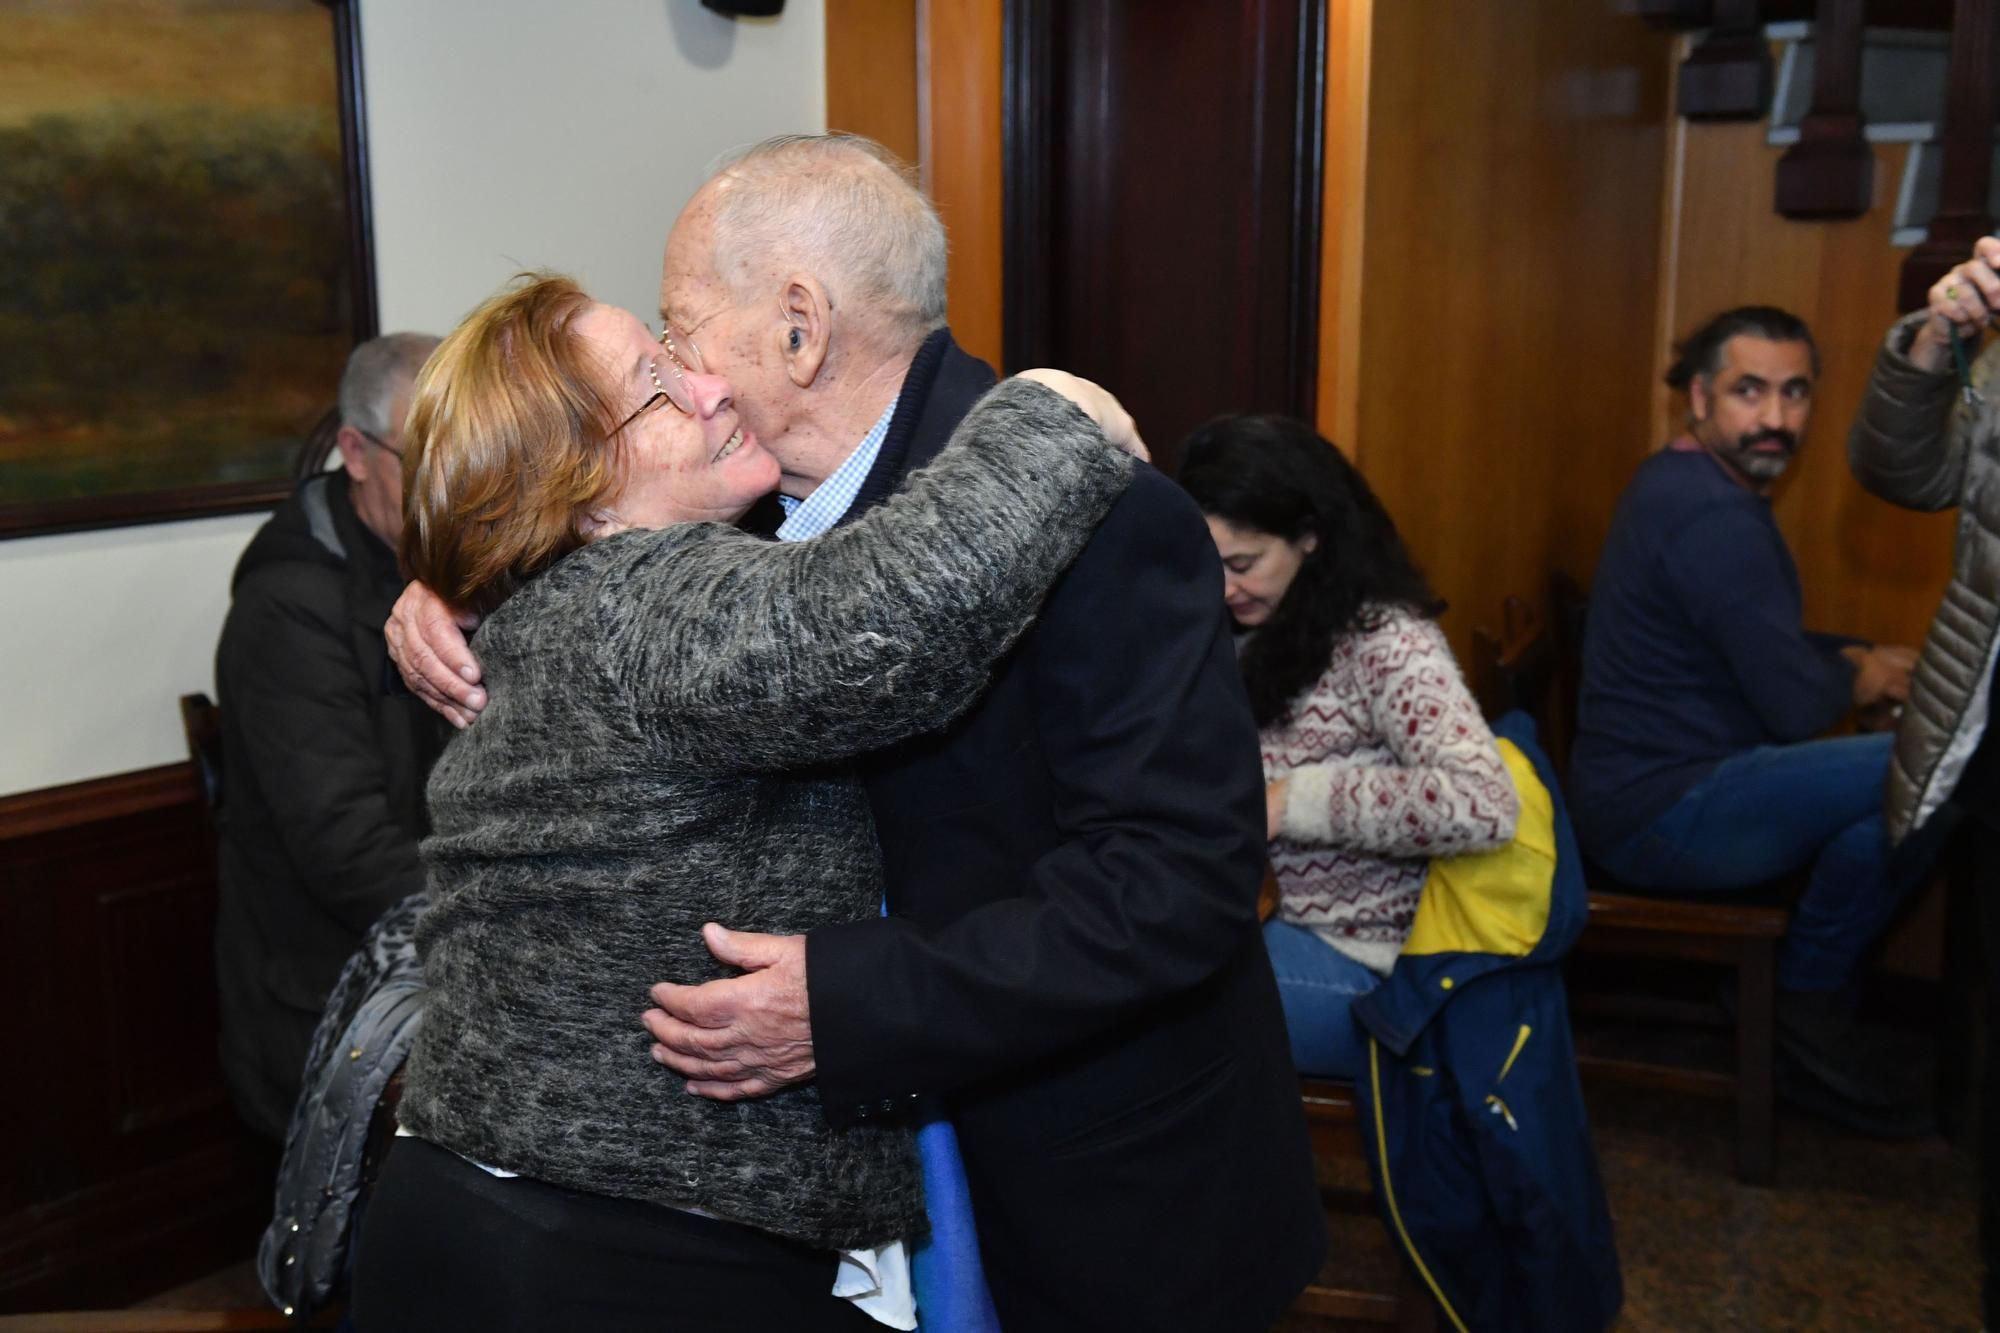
[910,1106,1001,1332]
[880,897,999,1332]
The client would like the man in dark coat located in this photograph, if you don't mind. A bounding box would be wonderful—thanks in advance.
[215,332,449,1140]
[390,136,1323,1331]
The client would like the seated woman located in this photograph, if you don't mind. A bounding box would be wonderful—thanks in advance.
[350,274,1141,1331]
[1177,416,1518,1079]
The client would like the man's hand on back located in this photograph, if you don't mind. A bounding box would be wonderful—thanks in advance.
[643,924,816,1100]
[385,581,487,728]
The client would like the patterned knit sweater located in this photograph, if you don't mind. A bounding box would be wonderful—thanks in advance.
[397,381,1133,1251]
[1264,605,1520,974]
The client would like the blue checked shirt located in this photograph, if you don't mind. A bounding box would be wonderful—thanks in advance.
[775,401,898,542]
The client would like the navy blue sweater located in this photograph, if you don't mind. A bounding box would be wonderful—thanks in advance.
[1567,449,1856,854]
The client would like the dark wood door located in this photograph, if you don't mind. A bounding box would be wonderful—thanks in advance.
[1004,0,1326,472]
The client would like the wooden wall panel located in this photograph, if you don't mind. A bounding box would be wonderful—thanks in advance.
[1657,120,1958,651]
[823,0,1004,372]
[920,0,1005,371]
[0,767,269,1312]
[1315,0,1374,455]
[825,0,920,165]
[1346,0,1672,656]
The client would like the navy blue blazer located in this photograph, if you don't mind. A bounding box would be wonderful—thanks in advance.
[806,331,1325,1331]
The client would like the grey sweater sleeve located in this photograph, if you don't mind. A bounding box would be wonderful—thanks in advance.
[593,377,1135,772]
[1848,310,1987,513]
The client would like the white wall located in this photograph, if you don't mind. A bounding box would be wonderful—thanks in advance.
[0,0,825,798]
[365,1,826,333]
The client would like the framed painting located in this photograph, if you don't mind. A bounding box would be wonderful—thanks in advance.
[0,0,376,539]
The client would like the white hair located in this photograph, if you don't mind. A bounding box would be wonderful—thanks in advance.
[338,332,439,438]
[707,134,948,341]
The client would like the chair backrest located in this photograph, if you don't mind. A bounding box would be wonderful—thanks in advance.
[1471,594,1555,735]
[179,691,224,821]
[294,404,342,481]
[1543,571,1591,775]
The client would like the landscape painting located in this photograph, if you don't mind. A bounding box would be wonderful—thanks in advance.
[0,0,369,537]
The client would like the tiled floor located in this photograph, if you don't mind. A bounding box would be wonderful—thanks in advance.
[1281,1078,1980,1333]
[1594,1079,1977,1333]
[146,1081,1981,1332]
[132,1259,264,1310]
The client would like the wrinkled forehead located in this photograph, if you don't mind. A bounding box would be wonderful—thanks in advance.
[573,303,649,384]
[657,241,705,323]
[1717,334,1815,385]
[658,190,732,325]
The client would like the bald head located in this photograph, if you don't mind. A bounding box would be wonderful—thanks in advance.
[704,134,947,347]
[656,134,948,498]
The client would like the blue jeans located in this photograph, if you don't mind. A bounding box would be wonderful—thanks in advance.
[1597,733,1921,992]
[1261,919,1381,1079]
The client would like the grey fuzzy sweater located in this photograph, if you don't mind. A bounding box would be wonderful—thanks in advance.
[397,380,1133,1250]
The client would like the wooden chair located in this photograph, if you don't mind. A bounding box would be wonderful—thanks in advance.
[1261,875,1440,1329]
[1293,1078,1441,1330]
[115,694,400,1325]
[1533,573,1787,1185]
[1571,892,1785,1183]
[178,691,223,823]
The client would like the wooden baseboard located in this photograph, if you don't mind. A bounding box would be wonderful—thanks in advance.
[0,766,198,843]
[0,1314,309,1333]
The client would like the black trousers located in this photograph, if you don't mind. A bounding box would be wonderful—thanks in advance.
[351,1137,883,1333]
[1977,823,2000,1328]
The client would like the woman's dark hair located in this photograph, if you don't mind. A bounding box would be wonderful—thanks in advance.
[1177,415,1442,728]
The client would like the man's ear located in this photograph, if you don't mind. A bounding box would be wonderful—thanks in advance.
[333,424,370,481]
[1687,373,1714,425]
[778,274,831,388]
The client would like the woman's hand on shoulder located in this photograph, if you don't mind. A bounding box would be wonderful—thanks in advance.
[1013,368,1149,462]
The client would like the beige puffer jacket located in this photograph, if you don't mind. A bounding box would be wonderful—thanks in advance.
[1849,312,2000,840]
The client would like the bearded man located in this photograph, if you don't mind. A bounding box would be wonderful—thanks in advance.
[1568,306,1926,1129]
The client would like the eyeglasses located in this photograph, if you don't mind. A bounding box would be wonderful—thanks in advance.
[357,427,404,460]
[609,323,706,437]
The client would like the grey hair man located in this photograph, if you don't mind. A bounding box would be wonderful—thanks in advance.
[387,135,1324,1330]
[215,331,448,1141]
[334,331,438,549]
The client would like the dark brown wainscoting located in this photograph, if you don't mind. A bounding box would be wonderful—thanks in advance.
[0,766,273,1313]
[1004,0,1326,472]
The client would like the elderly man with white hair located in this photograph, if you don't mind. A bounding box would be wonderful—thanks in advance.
[389,135,1323,1333]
